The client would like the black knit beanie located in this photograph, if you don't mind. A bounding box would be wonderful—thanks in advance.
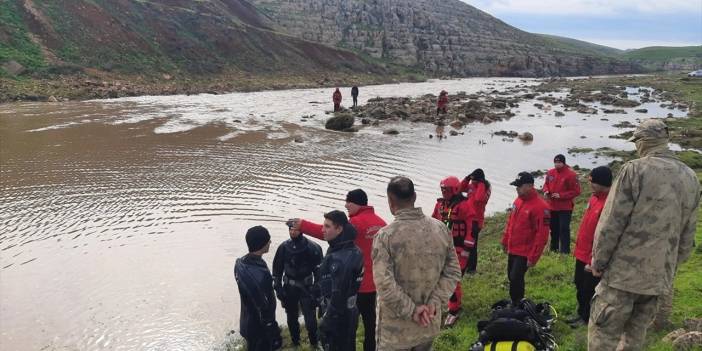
[554,154,566,164]
[590,166,613,187]
[345,189,368,206]
[246,226,270,252]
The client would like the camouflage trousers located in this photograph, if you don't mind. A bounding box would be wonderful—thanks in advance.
[588,283,659,351]
[652,287,674,330]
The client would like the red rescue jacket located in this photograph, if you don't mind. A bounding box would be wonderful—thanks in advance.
[432,195,475,249]
[299,206,386,293]
[542,166,581,211]
[573,191,608,265]
[460,179,491,229]
[437,93,448,109]
[501,189,550,265]
[333,90,342,104]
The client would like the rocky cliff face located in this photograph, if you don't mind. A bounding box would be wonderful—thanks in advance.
[251,0,640,77]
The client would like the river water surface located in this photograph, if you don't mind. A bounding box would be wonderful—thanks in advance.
[0,78,687,350]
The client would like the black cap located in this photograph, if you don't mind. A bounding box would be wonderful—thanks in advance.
[510,172,535,187]
[246,226,270,252]
[554,154,566,164]
[590,166,613,187]
[345,189,368,206]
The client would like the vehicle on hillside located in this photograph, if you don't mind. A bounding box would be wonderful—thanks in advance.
[688,70,702,77]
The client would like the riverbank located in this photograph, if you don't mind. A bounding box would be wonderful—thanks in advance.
[0,69,426,104]
[245,156,700,351]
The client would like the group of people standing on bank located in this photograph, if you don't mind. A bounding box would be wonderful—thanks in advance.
[234,118,700,351]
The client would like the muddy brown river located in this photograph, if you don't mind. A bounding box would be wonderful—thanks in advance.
[0,78,687,350]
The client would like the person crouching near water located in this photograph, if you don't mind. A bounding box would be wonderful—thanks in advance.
[234,226,282,351]
[564,166,612,328]
[333,88,342,112]
[272,222,323,348]
[436,90,448,115]
[431,176,475,326]
[316,210,364,351]
[502,172,550,305]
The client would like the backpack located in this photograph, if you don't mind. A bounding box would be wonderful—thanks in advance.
[469,299,557,351]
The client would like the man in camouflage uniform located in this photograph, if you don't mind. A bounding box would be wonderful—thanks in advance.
[372,176,462,351]
[589,119,701,350]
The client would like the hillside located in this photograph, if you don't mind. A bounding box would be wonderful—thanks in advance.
[0,0,396,76]
[249,0,640,77]
[622,46,702,71]
[537,34,624,58]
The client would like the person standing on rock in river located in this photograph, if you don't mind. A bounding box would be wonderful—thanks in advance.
[588,119,700,351]
[333,88,342,112]
[502,172,551,305]
[432,176,475,326]
[315,210,364,351]
[564,166,612,329]
[351,86,359,108]
[459,168,492,274]
[272,222,323,348]
[542,154,581,254]
[373,176,461,350]
[234,226,283,351]
[292,189,387,351]
[436,90,448,115]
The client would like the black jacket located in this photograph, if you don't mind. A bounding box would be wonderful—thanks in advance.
[317,223,364,333]
[351,86,359,97]
[272,235,323,299]
[234,254,280,344]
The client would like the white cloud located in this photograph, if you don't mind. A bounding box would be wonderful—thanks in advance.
[580,38,702,50]
[465,0,702,16]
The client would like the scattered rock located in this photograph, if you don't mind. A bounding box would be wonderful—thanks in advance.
[613,121,635,128]
[361,118,371,125]
[580,136,587,139]
[602,108,626,114]
[554,111,565,117]
[449,120,464,129]
[555,125,562,128]
[518,132,534,141]
[635,109,648,113]
[577,106,598,114]
[449,130,459,136]
[47,96,59,103]
[2,60,25,76]
[494,130,519,138]
[684,318,702,332]
[672,332,702,350]
[325,113,355,131]
[162,74,172,80]
[383,129,399,135]
[667,113,674,118]
[293,136,303,143]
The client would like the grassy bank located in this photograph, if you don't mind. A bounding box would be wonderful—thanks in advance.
[231,160,700,351]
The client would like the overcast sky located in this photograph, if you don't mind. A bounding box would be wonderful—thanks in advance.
[463,0,702,50]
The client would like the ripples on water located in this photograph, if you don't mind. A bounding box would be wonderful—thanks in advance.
[0,78,688,350]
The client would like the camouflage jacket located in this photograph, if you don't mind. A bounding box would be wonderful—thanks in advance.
[593,147,700,295]
[372,207,461,350]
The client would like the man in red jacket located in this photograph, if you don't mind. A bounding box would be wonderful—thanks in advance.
[436,90,448,115]
[502,172,550,304]
[460,168,491,274]
[432,176,475,326]
[542,154,581,254]
[566,166,612,328]
[333,88,342,112]
[292,189,386,351]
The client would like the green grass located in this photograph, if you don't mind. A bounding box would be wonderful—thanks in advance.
[621,46,702,63]
[0,1,46,72]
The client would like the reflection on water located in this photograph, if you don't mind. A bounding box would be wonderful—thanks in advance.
[0,78,688,350]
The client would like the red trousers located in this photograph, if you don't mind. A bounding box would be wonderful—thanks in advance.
[448,246,470,313]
